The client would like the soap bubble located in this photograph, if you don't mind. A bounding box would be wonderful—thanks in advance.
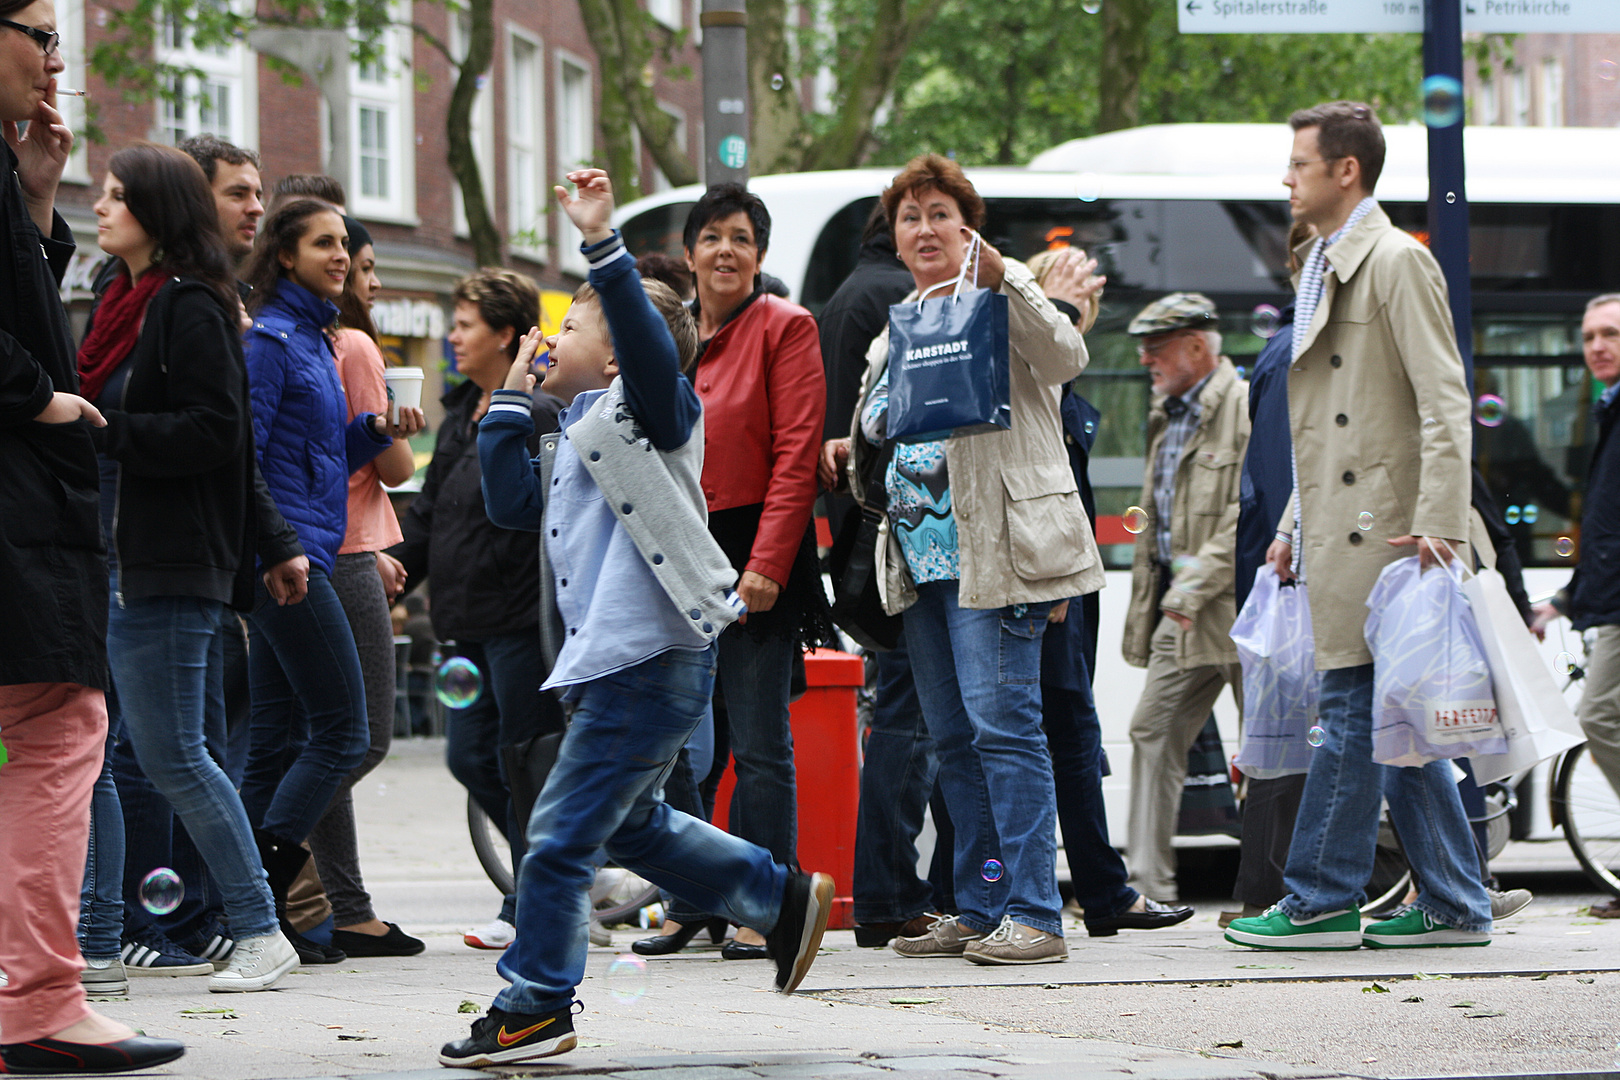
[981,859,1004,883]
[1122,506,1149,534]
[1555,536,1575,558]
[769,72,786,92]
[1475,394,1506,427]
[1598,59,1617,82]
[1075,172,1102,203]
[1251,304,1281,339]
[1083,420,1096,435]
[1357,511,1375,531]
[1235,366,1247,380]
[1306,726,1326,748]
[1083,0,1103,11]
[1171,554,1203,576]
[1522,504,1539,525]
[1504,505,1521,525]
[1445,192,1457,205]
[1556,652,1578,676]
[434,657,484,709]
[606,953,648,1003]
[139,868,184,915]
[1422,416,1440,430]
[1421,75,1464,128]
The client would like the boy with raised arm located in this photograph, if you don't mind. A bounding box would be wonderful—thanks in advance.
[440,169,833,1068]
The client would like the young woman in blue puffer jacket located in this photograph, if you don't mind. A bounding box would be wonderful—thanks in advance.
[238,198,395,961]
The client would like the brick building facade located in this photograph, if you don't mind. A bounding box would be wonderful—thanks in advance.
[1466,34,1620,128]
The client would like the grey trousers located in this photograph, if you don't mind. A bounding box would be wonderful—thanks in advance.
[1125,615,1242,901]
[1579,624,1620,808]
[306,552,396,926]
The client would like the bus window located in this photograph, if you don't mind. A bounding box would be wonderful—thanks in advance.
[621,201,695,262]
[801,197,881,315]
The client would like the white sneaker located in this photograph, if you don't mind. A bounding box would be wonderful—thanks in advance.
[588,915,611,947]
[208,931,298,992]
[1489,887,1533,920]
[464,918,516,950]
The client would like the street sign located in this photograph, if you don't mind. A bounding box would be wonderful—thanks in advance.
[1178,0,1620,33]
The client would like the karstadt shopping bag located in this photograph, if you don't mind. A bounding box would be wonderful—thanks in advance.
[1231,566,1319,779]
[1364,556,1507,768]
[886,233,1011,444]
[1462,565,1583,785]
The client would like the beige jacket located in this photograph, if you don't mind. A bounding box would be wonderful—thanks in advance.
[1281,204,1474,670]
[1122,357,1250,670]
[850,259,1104,613]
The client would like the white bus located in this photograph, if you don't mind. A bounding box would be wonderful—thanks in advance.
[616,124,1619,855]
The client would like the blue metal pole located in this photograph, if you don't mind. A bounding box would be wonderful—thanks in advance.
[1423,0,1475,391]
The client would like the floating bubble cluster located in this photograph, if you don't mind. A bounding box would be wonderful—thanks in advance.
[606,954,649,1003]
[1421,75,1464,128]
[434,657,484,709]
[1522,504,1539,525]
[139,868,184,915]
[1475,394,1506,427]
[1122,506,1148,535]
[981,859,1005,883]
[1505,505,1521,526]
[1358,512,1375,531]
[1251,304,1281,340]
[1555,536,1575,558]
[1307,726,1326,748]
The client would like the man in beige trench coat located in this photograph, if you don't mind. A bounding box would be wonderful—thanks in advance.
[1224,101,1492,951]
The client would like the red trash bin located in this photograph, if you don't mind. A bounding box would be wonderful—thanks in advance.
[709,648,864,929]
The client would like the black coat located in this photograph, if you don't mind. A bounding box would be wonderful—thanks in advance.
[89,277,303,611]
[1570,390,1620,631]
[389,378,561,641]
[0,142,108,690]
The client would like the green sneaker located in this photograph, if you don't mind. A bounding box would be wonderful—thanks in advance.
[1224,904,1362,950]
[1362,908,1489,948]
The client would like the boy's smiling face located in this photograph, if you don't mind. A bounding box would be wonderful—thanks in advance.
[540,299,617,403]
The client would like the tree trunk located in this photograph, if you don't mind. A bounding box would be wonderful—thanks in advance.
[746,0,808,175]
[576,0,698,195]
[1098,0,1151,133]
[800,0,948,171]
[445,0,502,266]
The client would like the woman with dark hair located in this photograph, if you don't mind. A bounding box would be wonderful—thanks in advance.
[238,198,395,962]
[850,153,1096,966]
[79,140,304,994]
[635,184,827,960]
[302,215,426,958]
[0,4,186,1069]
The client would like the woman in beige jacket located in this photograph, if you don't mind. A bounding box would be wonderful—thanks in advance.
[848,155,1100,966]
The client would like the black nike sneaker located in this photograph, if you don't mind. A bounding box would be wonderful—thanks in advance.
[437,1005,577,1067]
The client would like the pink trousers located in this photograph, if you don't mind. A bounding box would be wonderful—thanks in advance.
[0,683,105,1044]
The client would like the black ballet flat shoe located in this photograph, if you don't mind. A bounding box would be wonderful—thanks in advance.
[631,921,704,956]
[0,1035,186,1074]
[331,922,426,958]
[282,919,346,964]
[1084,897,1196,937]
[719,939,770,961]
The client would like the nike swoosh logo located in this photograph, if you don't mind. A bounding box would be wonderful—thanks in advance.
[496,1018,555,1047]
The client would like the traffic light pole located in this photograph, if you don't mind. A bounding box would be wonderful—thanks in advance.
[1423,0,1475,389]
[700,0,750,187]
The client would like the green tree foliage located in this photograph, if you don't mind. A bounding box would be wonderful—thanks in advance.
[873,0,1424,166]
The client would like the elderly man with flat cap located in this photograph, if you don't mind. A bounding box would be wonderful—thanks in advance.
[1120,293,1250,903]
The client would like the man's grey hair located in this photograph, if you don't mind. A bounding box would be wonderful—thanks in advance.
[1587,293,1620,313]
[1200,329,1223,358]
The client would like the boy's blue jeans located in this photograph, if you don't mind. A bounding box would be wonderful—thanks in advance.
[496,644,789,1016]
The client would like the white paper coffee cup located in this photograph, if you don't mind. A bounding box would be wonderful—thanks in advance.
[382,367,424,426]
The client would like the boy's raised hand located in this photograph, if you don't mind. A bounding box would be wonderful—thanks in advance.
[554,169,616,245]
[505,327,545,392]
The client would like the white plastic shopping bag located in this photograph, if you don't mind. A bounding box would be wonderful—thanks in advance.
[1231,566,1318,779]
[1364,555,1507,768]
[1462,566,1583,785]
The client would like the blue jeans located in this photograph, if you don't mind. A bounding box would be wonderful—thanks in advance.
[853,633,940,924]
[902,581,1062,937]
[715,627,798,866]
[1279,664,1491,932]
[242,569,370,845]
[497,645,788,1015]
[108,594,277,939]
[78,711,124,959]
[443,633,557,926]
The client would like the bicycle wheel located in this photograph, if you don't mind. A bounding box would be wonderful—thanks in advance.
[1555,743,1620,897]
[468,796,516,896]
[1363,815,1411,915]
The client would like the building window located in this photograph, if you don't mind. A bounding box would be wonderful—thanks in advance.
[153,0,254,148]
[507,29,546,258]
[1476,78,1499,126]
[58,0,88,183]
[555,51,594,275]
[349,19,415,221]
[1510,68,1531,127]
[1540,57,1564,127]
[647,0,681,30]
[649,102,687,193]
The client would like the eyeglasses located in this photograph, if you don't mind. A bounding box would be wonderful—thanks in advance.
[1,18,60,57]
[1137,332,1196,356]
[1285,156,1340,176]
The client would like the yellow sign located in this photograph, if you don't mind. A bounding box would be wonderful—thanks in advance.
[539,289,575,339]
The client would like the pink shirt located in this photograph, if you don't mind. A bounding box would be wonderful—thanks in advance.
[334,328,406,555]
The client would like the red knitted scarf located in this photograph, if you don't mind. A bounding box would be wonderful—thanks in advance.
[77,268,167,403]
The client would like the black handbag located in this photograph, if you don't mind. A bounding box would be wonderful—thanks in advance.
[828,504,903,652]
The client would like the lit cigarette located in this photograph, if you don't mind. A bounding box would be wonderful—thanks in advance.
[56,88,89,97]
